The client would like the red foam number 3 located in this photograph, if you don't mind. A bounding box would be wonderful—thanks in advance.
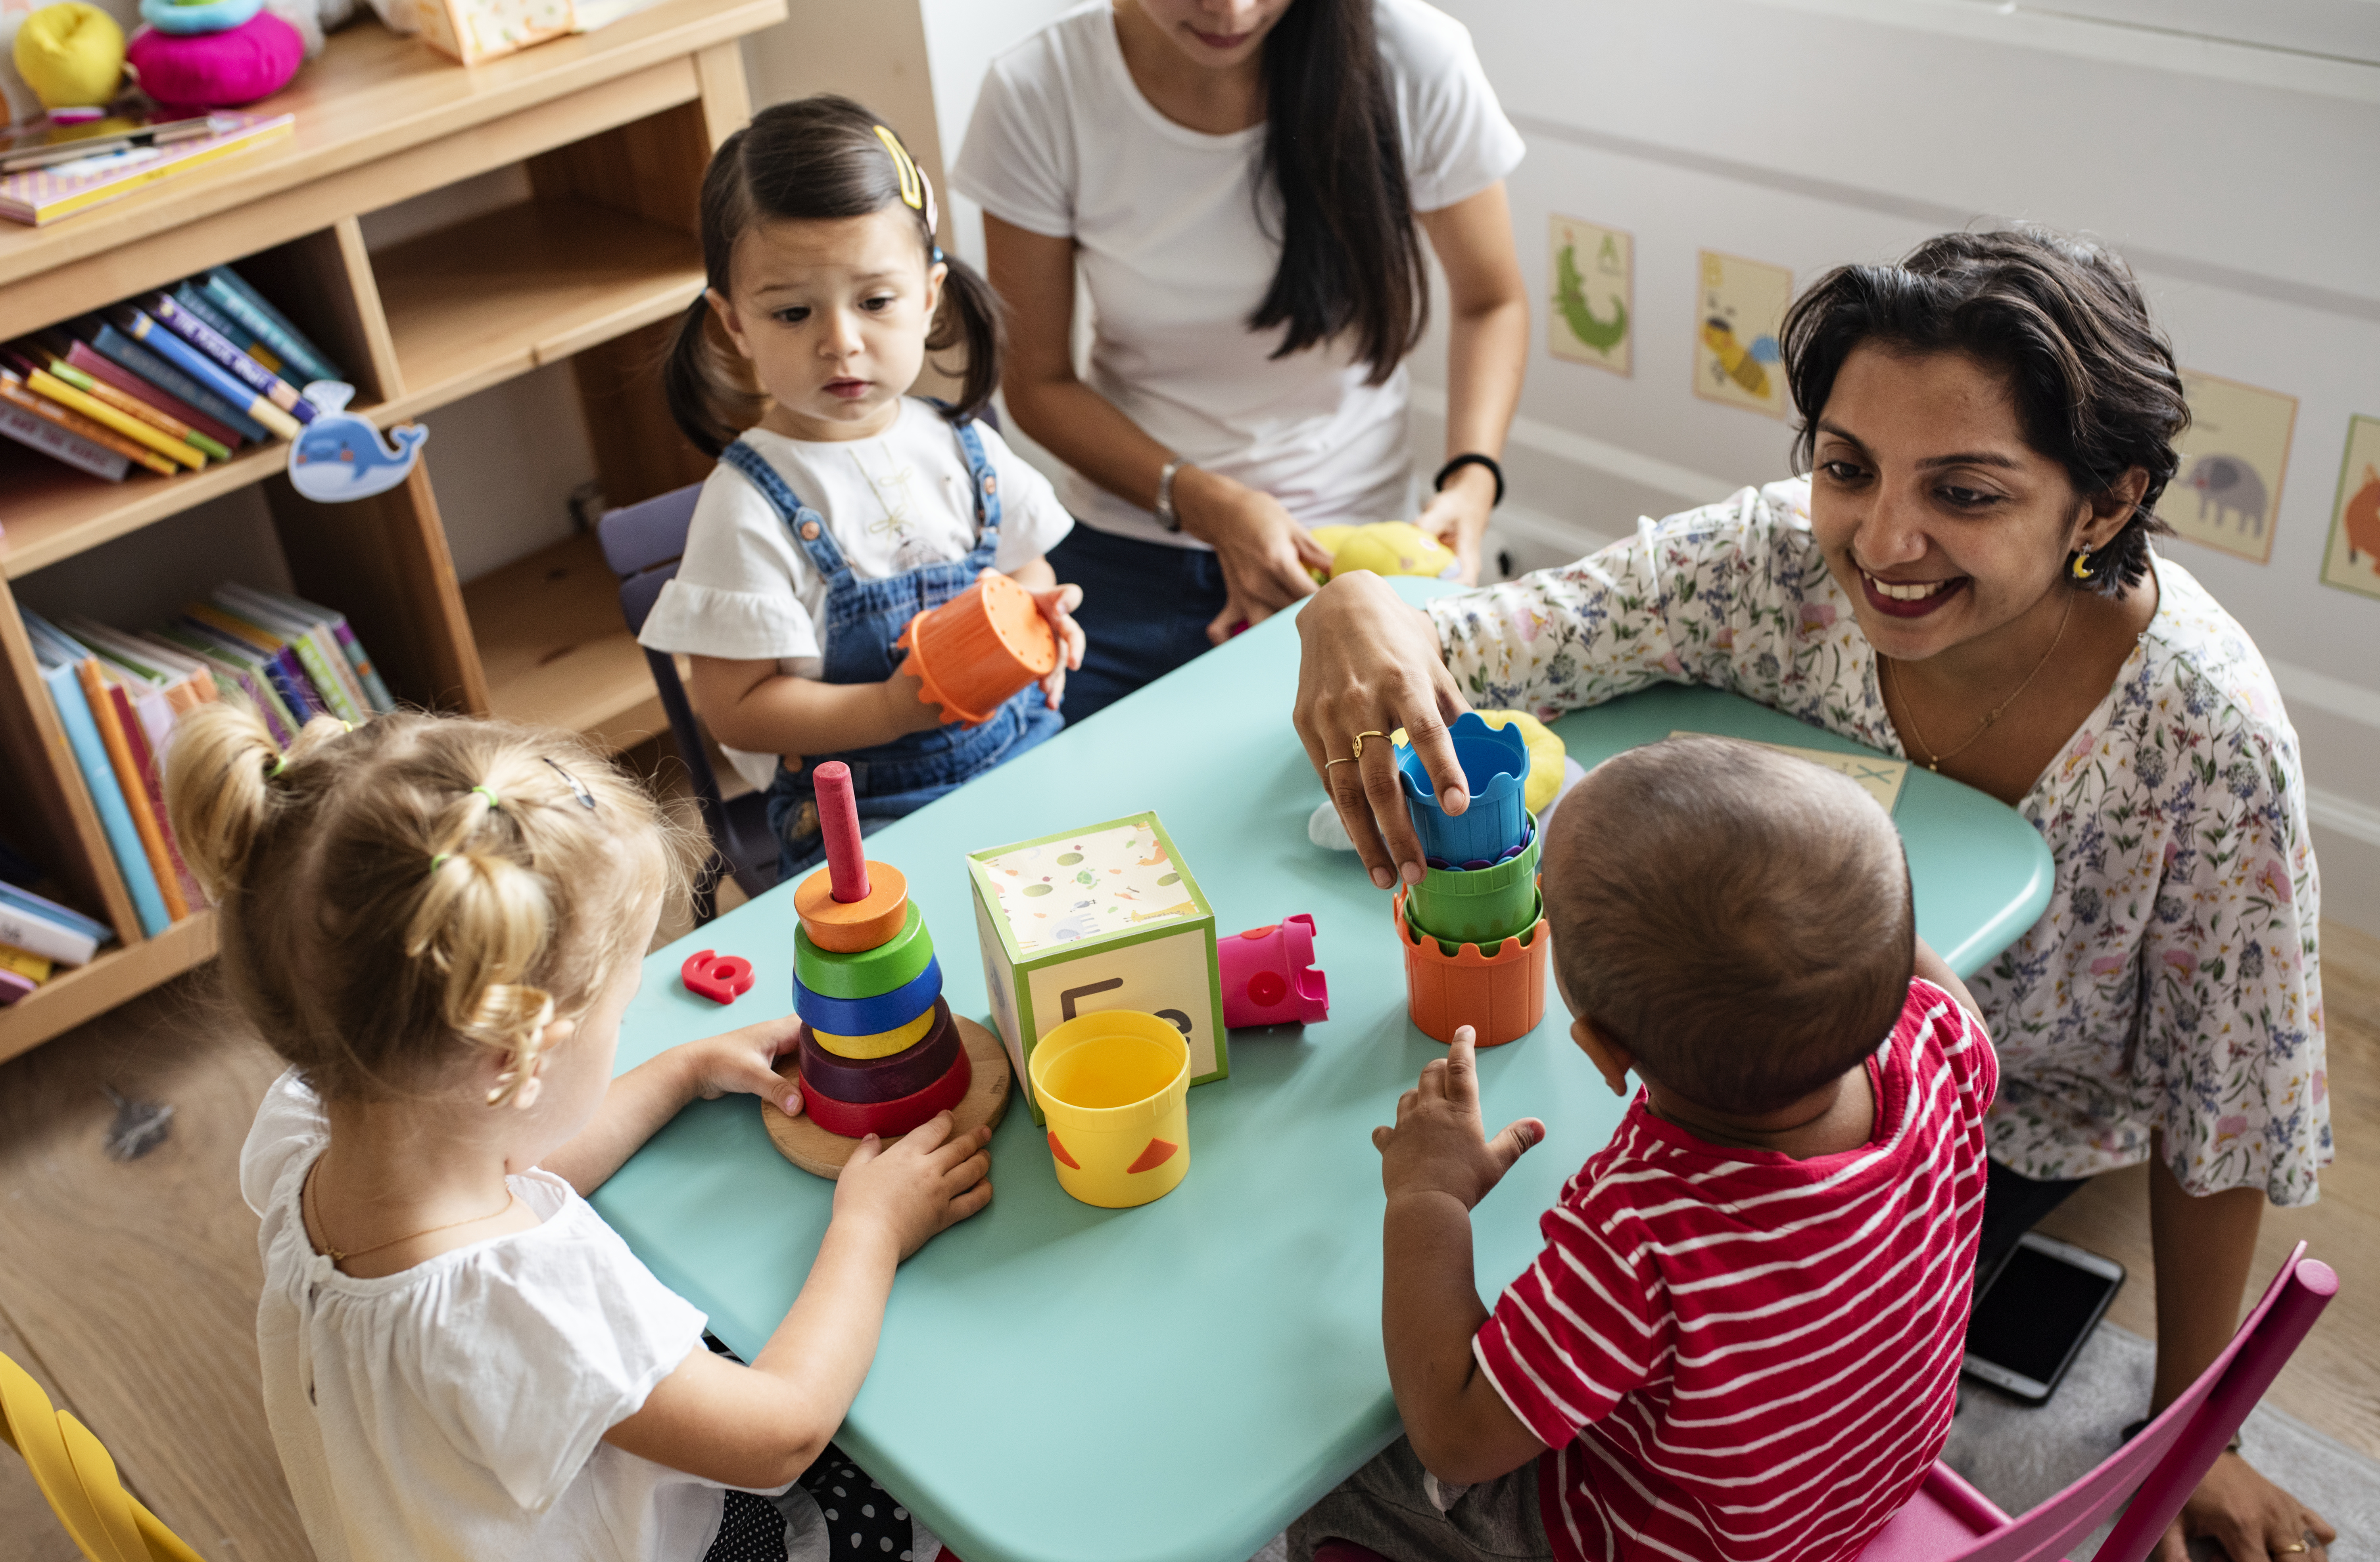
[680,950,755,1005]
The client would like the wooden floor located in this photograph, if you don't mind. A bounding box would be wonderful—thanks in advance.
[2,909,2373,1560]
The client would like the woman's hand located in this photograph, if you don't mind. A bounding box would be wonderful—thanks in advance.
[987,566,1085,711]
[833,1115,995,1260]
[2154,1452,2335,1562]
[1415,463,1497,586]
[1173,465,1336,644]
[1292,570,1471,888]
[678,1015,807,1118]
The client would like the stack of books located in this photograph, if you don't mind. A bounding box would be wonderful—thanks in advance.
[21,585,394,942]
[0,110,294,228]
[2,263,344,489]
[0,858,115,1006]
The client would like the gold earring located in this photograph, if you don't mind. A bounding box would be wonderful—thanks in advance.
[2070,548,2096,581]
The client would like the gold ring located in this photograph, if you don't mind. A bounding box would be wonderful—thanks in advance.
[1324,757,1358,770]
[2278,1545,2307,1555]
[1351,730,1390,761]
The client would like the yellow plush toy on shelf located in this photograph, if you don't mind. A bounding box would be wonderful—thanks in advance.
[12,2,126,122]
[1308,520,1460,583]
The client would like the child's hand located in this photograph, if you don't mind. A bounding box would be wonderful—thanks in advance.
[1373,1028,1543,1211]
[833,1113,994,1259]
[881,665,950,735]
[677,1016,807,1118]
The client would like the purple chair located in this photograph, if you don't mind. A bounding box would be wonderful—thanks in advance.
[1313,1243,2335,1562]
[597,484,780,924]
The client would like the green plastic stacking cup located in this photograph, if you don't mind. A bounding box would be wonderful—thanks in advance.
[1406,886,1545,959]
[1407,817,1540,948]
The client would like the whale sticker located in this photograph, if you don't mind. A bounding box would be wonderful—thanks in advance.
[286,382,427,502]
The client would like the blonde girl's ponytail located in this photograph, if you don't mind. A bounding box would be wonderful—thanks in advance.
[165,705,355,903]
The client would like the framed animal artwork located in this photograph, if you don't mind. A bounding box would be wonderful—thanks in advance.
[2159,370,2298,565]
[1691,250,1792,419]
[2319,414,2380,602]
[1549,215,1631,376]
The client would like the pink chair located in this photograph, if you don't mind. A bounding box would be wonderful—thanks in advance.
[1313,1243,2335,1562]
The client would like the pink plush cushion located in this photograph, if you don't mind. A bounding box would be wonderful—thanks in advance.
[125,11,301,110]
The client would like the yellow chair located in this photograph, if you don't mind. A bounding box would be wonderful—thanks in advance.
[0,1351,205,1562]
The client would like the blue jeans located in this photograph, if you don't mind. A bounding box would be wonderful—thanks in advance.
[1046,525,1232,724]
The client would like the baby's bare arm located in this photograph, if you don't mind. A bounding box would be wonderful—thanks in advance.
[1913,934,1985,1027]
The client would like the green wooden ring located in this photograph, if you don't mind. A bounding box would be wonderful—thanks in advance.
[793,903,935,999]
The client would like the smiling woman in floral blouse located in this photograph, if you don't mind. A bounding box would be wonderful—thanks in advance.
[1294,228,2331,1562]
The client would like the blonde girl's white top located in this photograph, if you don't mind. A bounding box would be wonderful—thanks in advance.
[240,1070,756,1562]
[951,0,1526,548]
[637,398,1075,791]
[1429,479,2329,1206]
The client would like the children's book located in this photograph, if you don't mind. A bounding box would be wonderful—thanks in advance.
[248,586,394,713]
[22,614,171,937]
[62,339,243,450]
[21,362,205,469]
[211,584,366,721]
[145,627,289,744]
[35,356,228,461]
[160,617,312,732]
[82,649,205,912]
[0,395,128,479]
[144,294,315,424]
[84,321,269,444]
[109,308,299,440]
[64,618,220,713]
[0,370,176,474]
[0,881,112,966]
[182,602,325,719]
[191,266,343,388]
[0,112,294,227]
[0,942,49,1003]
[73,650,189,921]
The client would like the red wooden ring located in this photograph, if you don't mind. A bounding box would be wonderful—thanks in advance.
[797,1045,972,1138]
[799,999,960,1105]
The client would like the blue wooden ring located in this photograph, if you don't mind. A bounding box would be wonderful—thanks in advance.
[794,953,941,1035]
[798,999,960,1105]
[793,902,934,999]
[140,0,265,34]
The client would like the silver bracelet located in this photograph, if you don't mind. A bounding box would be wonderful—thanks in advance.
[1154,457,1191,532]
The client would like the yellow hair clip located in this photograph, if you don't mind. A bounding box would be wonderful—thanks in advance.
[873,125,923,213]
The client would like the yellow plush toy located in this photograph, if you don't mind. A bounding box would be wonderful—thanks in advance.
[1309,520,1460,583]
[13,2,126,118]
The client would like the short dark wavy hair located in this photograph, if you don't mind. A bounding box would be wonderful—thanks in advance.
[1780,228,2188,596]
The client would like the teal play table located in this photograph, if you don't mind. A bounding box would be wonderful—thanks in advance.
[595,580,2053,1562]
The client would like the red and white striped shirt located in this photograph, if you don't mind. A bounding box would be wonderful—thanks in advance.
[1474,979,1996,1562]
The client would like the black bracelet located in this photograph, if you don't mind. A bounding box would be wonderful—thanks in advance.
[1434,452,1504,507]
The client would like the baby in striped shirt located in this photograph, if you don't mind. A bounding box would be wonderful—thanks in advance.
[1293,734,1999,1562]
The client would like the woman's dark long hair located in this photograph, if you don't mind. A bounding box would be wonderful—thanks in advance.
[1779,228,2187,596]
[1248,0,1428,384]
[665,96,1005,456]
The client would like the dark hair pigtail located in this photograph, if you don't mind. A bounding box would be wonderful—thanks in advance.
[663,296,739,459]
[927,253,1006,425]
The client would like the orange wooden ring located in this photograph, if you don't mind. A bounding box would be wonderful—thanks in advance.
[794,860,910,953]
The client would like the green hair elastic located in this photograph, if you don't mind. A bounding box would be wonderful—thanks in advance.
[429,853,452,875]
[472,784,504,810]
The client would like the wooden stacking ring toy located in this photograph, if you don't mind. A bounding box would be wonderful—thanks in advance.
[798,1044,972,1138]
[795,954,942,1035]
[794,901,935,999]
[798,999,962,1103]
[766,1016,1010,1177]
[794,861,909,953]
[809,1003,939,1061]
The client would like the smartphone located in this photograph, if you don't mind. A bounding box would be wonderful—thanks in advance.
[1962,1232,2125,1404]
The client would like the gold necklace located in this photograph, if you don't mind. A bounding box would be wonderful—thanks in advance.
[1885,587,2076,772]
[305,1159,516,1265]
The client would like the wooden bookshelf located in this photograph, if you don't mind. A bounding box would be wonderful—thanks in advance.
[0,0,781,1064]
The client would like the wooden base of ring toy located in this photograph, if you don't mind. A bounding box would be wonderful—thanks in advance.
[1393,887,1549,1048]
[794,860,910,953]
[764,1016,1012,1179]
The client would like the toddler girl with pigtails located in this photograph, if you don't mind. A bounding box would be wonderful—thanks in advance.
[645,96,1086,879]
[168,703,991,1561]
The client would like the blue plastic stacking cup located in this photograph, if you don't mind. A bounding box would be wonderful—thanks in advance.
[1396,711,1532,865]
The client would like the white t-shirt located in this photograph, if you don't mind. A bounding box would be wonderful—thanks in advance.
[240,1071,758,1562]
[637,399,1075,790]
[951,0,1524,548]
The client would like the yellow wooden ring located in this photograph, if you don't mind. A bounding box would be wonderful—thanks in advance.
[809,1004,937,1060]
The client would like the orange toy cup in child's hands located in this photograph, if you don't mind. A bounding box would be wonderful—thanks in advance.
[895,574,1061,726]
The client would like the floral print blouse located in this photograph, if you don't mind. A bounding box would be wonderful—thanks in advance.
[1432,479,2328,1205]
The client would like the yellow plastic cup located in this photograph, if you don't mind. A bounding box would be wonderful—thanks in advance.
[1029,1010,1192,1208]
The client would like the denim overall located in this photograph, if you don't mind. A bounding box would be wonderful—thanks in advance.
[719,420,1063,882]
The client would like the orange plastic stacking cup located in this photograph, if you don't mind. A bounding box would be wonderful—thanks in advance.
[895,575,1058,726]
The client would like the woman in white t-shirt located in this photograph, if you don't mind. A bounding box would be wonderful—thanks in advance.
[953,0,1529,720]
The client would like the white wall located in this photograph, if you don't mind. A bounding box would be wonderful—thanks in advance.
[912,0,2380,931]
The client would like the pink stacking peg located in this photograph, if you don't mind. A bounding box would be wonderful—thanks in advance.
[813,761,871,903]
